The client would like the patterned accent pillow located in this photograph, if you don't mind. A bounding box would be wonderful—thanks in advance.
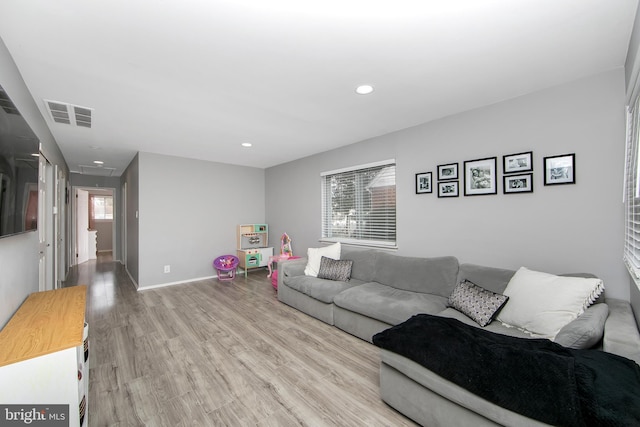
[448,280,509,327]
[317,256,353,282]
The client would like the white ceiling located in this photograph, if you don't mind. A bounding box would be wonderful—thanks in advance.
[0,0,637,176]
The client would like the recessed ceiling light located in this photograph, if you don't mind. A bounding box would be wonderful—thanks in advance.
[355,85,374,95]
[242,142,252,148]
[93,160,104,165]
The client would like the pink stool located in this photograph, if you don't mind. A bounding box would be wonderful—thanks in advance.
[213,255,239,281]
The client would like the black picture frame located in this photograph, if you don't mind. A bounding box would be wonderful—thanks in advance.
[544,153,575,185]
[438,181,459,198]
[503,173,533,194]
[503,151,533,174]
[437,163,458,180]
[464,157,497,196]
[416,172,433,194]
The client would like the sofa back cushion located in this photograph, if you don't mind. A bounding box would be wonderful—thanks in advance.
[340,248,379,282]
[457,263,516,294]
[374,252,459,297]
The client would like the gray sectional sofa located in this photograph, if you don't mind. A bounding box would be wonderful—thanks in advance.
[277,246,640,427]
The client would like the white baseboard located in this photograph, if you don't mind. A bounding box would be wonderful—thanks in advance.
[125,267,139,290]
[136,275,216,291]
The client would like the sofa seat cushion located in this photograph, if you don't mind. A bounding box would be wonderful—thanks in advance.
[379,349,545,427]
[283,275,364,303]
[333,282,448,326]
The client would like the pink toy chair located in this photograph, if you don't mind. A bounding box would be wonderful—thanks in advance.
[268,233,299,289]
[213,255,239,281]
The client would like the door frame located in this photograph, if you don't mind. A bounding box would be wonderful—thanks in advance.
[72,186,117,265]
[38,154,55,291]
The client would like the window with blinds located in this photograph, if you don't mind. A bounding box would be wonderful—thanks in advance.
[90,195,113,220]
[624,95,640,281]
[321,160,397,248]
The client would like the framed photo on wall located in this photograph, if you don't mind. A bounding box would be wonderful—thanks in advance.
[503,151,533,174]
[544,153,575,185]
[464,157,497,196]
[438,181,459,198]
[415,172,433,194]
[503,173,533,194]
[437,163,458,180]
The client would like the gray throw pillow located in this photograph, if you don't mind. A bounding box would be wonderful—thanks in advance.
[317,256,353,282]
[448,280,509,327]
[553,303,609,349]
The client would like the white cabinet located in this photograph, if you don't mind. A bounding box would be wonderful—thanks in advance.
[0,286,88,426]
[88,230,97,260]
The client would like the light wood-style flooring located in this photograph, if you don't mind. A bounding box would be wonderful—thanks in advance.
[64,254,417,427]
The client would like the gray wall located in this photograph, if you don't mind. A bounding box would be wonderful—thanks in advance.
[266,135,395,256]
[626,0,640,101]
[0,232,39,328]
[69,173,122,260]
[93,221,113,251]
[123,154,139,285]
[0,36,69,327]
[266,68,629,300]
[134,152,265,288]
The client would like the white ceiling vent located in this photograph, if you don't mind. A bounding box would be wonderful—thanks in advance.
[79,165,115,176]
[45,100,92,128]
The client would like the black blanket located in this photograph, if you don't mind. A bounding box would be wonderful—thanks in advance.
[372,314,640,427]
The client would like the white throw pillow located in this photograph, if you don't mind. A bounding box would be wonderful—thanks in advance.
[304,242,341,277]
[496,267,604,340]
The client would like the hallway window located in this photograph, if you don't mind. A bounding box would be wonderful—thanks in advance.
[91,195,113,220]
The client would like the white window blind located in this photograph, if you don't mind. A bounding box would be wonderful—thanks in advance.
[624,94,640,281]
[91,195,113,220]
[321,160,396,248]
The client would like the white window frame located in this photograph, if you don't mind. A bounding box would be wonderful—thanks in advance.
[90,195,113,220]
[624,93,640,288]
[321,159,397,249]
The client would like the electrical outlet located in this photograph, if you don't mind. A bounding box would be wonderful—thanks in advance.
[164,265,170,273]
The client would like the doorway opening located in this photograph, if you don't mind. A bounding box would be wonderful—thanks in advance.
[73,187,116,265]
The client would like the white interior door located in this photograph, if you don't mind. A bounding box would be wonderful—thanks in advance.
[76,189,89,265]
